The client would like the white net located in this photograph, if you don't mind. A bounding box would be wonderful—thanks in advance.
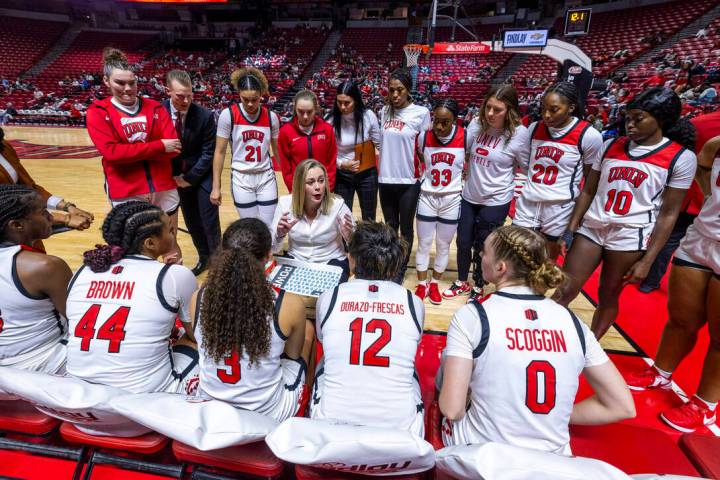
[403,45,424,67]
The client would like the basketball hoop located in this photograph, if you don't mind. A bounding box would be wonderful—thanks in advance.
[403,44,428,67]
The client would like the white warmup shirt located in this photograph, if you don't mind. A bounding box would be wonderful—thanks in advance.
[379,104,431,184]
[583,137,696,228]
[444,286,608,455]
[464,121,530,206]
[271,195,354,263]
[66,255,197,394]
[330,109,381,168]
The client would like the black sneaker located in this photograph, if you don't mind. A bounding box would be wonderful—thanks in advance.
[467,286,485,304]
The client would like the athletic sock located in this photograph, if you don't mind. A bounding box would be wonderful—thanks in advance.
[653,365,672,379]
[695,395,718,412]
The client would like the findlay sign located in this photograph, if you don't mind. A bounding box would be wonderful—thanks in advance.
[431,42,491,55]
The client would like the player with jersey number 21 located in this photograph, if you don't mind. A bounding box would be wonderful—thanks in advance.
[439,225,634,455]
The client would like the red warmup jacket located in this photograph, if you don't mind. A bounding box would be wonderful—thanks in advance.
[277,116,337,192]
[86,97,178,199]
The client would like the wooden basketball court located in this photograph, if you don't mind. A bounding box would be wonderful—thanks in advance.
[5,125,635,353]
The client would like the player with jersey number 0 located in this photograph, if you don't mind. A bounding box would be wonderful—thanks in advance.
[625,134,720,433]
[554,87,698,339]
[439,225,634,454]
[414,98,465,305]
[211,68,280,229]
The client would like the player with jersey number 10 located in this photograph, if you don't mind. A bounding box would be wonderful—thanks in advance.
[439,225,634,454]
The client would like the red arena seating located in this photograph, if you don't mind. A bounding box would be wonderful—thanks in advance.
[678,433,720,478]
[59,422,168,455]
[0,401,60,437]
[295,465,425,480]
[569,423,700,476]
[172,440,284,479]
[0,17,67,78]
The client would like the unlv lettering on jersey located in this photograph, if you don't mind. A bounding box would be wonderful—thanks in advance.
[505,328,568,353]
[86,280,135,300]
[607,166,649,188]
[242,130,265,142]
[384,119,406,131]
[535,146,564,163]
[120,116,148,143]
[431,152,456,166]
[473,132,502,149]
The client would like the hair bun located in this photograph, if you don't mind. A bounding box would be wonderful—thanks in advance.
[83,244,124,273]
[103,47,127,64]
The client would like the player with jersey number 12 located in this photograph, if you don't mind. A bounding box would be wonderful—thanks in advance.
[439,225,634,455]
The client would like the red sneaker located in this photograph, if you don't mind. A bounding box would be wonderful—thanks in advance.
[660,397,717,433]
[414,283,428,300]
[442,280,471,299]
[625,366,672,391]
[428,282,442,305]
[467,286,485,304]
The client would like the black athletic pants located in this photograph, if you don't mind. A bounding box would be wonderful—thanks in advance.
[178,184,221,259]
[456,199,511,286]
[334,168,378,221]
[379,181,421,284]
[640,212,697,290]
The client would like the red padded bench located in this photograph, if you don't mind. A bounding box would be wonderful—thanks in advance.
[172,440,284,479]
[570,423,700,476]
[0,401,59,436]
[295,465,425,479]
[679,433,720,478]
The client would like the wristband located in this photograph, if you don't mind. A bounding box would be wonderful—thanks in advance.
[560,229,575,249]
[63,202,76,212]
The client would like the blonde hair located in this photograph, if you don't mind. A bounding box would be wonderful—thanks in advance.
[231,67,269,95]
[293,89,320,115]
[291,159,333,218]
[103,47,132,79]
[489,225,565,295]
[166,69,191,88]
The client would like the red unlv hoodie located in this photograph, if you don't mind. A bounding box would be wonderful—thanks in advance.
[86,97,178,199]
[277,116,337,192]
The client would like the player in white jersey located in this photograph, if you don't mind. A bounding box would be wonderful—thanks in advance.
[444,85,530,303]
[414,99,464,305]
[0,185,72,373]
[378,69,432,283]
[211,68,280,228]
[626,134,720,433]
[313,221,425,435]
[66,201,199,395]
[554,88,697,339]
[513,82,603,259]
[439,225,634,454]
[194,218,310,422]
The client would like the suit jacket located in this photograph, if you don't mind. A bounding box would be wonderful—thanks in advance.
[0,140,52,202]
[162,100,216,191]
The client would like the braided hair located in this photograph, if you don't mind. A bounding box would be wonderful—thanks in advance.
[349,221,408,281]
[490,225,565,295]
[433,98,459,119]
[200,218,275,366]
[83,201,164,272]
[627,87,696,151]
[0,184,39,241]
[544,81,584,119]
[230,67,269,95]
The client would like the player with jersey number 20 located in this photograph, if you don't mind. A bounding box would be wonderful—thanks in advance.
[439,225,634,454]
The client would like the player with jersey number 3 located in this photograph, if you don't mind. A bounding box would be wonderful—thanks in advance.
[554,87,698,339]
[211,68,280,228]
[66,202,199,399]
[439,225,635,454]
[414,99,465,305]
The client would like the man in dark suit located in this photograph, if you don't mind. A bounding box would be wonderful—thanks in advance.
[163,70,220,275]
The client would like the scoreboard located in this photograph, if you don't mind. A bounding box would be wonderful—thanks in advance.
[564,8,592,36]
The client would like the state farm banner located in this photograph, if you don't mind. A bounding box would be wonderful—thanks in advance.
[431,42,491,55]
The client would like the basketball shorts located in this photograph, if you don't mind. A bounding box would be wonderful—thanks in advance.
[231,169,278,210]
[673,225,720,276]
[165,344,200,396]
[576,223,651,251]
[416,191,461,224]
[0,340,66,374]
[513,196,574,239]
[310,360,425,437]
[111,189,180,215]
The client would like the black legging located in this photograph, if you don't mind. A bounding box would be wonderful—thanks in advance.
[334,168,378,221]
[456,199,511,286]
[379,182,420,283]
